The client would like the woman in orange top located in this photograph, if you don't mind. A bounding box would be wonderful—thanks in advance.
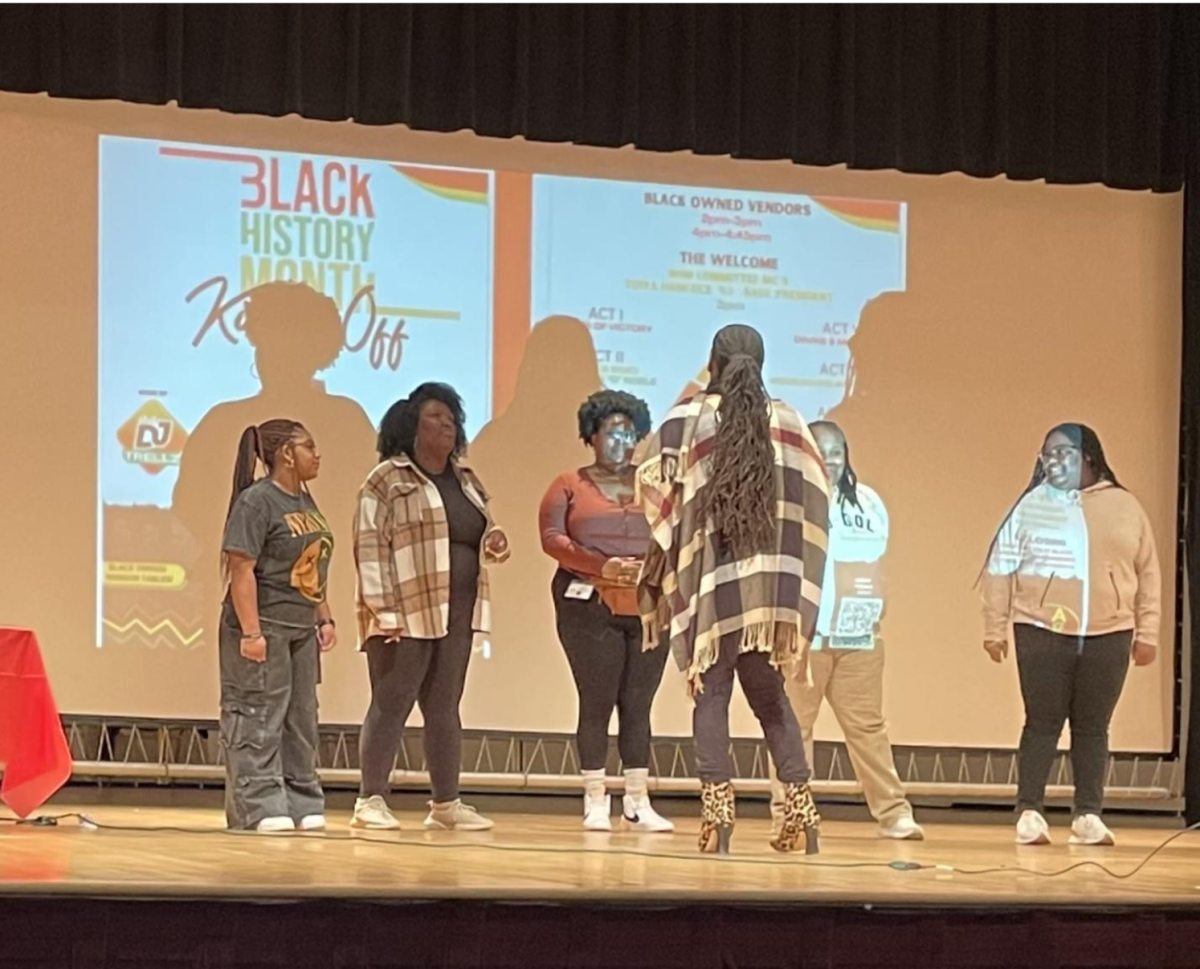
[539,390,672,833]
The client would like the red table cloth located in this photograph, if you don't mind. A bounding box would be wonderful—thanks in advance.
[0,628,72,817]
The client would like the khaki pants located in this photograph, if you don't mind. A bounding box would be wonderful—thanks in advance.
[769,645,911,826]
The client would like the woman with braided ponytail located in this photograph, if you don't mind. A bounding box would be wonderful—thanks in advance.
[637,324,830,854]
[220,419,336,832]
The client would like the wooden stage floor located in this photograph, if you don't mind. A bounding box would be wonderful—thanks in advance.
[2,803,1199,908]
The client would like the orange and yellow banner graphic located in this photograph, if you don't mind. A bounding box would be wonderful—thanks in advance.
[392,165,490,204]
[812,197,902,233]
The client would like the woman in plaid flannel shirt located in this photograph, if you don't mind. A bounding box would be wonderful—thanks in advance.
[350,384,510,832]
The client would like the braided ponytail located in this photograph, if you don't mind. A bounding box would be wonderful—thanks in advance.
[704,325,776,557]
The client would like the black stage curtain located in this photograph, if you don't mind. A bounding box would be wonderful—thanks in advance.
[0,4,1187,189]
[2,2,1200,816]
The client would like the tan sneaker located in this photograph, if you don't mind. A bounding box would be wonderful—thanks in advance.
[350,795,401,830]
[424,799,494,831]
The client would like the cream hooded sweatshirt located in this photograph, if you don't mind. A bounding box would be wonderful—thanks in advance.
[981,481,1161,646]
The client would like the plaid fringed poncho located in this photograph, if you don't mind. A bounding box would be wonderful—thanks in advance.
[636,392,830,684]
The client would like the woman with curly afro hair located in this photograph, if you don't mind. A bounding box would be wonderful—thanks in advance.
[539,389,673,833]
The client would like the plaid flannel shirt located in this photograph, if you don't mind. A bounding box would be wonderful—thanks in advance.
[353,455,507,644]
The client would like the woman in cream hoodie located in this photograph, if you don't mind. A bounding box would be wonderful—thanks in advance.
[982,424,1160,847]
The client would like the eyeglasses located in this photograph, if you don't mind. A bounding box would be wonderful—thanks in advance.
[1039,445,1079,464]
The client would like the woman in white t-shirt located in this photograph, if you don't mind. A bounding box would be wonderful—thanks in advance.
[770,421,922,840]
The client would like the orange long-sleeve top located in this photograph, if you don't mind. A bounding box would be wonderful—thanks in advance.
[538,468,652,616]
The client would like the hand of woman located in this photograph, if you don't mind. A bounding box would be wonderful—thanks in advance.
[1131,641,1157,666]
[240,634,267,664]
[484,528,510,563]
[983,640,1008,663]
[317,621,338,652]
[602,557,642,587]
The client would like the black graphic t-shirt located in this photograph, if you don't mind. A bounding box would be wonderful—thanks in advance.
[222,479,335,628]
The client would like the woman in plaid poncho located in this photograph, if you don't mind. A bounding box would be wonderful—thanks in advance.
[638,324,830,854]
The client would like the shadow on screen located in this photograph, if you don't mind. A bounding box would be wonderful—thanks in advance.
[830,289,993,657]
[167,282,377,697]
[466,315,602,726]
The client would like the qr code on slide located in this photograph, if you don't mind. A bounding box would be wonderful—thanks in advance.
[834,598,884,637]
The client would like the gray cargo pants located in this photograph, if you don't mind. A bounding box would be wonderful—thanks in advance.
[219,612,324,829]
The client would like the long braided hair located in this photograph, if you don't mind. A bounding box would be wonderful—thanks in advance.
[227,419,307,518]
[704,324,776,557]
[223,419,306,581]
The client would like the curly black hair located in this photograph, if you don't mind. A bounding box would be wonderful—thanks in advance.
[577,389,652,443]
[377,382,468,461]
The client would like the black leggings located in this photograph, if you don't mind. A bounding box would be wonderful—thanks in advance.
[1014,624,1132,816]
[553,570,670,772]
[358,616,474,803]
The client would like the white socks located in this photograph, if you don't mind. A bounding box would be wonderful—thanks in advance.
[624,767,649,803]
[584,769,652,802]
[582,769,607,801]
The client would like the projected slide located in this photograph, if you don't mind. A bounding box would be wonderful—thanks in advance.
[98,136,494,650]
[531,176,906,422]
[96,140,906,656]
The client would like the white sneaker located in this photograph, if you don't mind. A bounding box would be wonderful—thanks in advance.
[583,793,613,832]
[878,815,925,841]
[1069,813,1115,846]
[298,814,326,831]
[424,799,495,831]
[621,794,675,833]
[1016,809,1052,845]
[256,816,296,833]
[350,795,401,830]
